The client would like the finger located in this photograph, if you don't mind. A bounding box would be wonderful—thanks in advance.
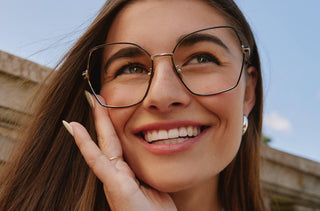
[87,92,122,158]
[66,121,136,184]
[69,121,118,183]
[70,122,142,204]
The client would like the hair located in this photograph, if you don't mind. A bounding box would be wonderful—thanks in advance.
[0,0,264,210]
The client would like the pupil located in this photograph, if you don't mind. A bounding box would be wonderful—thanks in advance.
[131,66,139,73]
[198,56,207,63]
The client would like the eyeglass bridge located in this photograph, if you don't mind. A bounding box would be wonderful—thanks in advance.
[148,53,182,76]
[150,53,174,60]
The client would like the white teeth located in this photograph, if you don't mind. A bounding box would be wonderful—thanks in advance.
[158,130,168,140]
[193,127,198,136]
[151,130,157,141]
[168,128,179,138]
[143,126,202,143]
[147,132,152,141]
[187,126,193,136]
[179,127,188,137]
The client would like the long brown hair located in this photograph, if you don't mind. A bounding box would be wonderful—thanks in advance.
[0,0,264,210]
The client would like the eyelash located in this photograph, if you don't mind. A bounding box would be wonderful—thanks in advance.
[185,53,221,66]
[114,63,150,77]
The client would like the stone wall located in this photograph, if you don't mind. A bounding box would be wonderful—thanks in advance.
[0,50,50,170]
[261,145,320,210]
[0,50,319,210]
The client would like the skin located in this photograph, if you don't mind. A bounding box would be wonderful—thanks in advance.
[68,0,257,210]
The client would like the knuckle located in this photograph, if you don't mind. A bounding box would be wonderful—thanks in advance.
[87,153,105,169]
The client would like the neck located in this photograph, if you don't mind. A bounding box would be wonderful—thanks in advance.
[169,176,221,211]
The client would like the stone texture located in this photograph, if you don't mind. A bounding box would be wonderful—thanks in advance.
[261,145,320,210]
[0,50,50,164]
[0,51,49,83]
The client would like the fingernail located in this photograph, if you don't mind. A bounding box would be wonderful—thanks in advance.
[85,90,94,108]
[62,120,74,136]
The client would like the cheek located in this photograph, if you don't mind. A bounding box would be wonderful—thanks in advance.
[199,84,245,161]
[107,107,134,141]
[100,86,134,108]
[199,82,245,126]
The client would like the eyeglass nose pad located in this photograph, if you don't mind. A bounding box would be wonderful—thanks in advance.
[147,67,152,76]
[175,65,182,72]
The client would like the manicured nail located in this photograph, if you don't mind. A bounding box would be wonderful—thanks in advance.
[85,91,94,108]
[62,120,74,136]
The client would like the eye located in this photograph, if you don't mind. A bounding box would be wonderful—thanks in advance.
[186,53,220,65]
[115,63,150,77]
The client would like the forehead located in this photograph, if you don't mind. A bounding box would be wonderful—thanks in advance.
[106,0,231,52]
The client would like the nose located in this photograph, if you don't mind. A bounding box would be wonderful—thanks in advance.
[142,56,191,112]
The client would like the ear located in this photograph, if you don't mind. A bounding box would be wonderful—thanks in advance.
[243,66,258,116]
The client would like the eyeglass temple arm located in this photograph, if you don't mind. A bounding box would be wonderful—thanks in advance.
[241,45,251,57]
[82,70,89,79]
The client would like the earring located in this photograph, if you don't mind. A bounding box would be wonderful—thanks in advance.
[242,115,248,135]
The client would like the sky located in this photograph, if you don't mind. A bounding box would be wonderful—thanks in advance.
[0,0,319,162]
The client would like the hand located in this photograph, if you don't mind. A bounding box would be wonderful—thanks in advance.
[63,93,177,211]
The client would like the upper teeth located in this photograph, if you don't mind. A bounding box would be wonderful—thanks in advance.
[144,126,201,143]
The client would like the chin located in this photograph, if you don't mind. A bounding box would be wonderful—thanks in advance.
[137,167,211,193]
[144,177,196,193]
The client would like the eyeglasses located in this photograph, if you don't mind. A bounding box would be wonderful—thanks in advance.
[82,26,250,108]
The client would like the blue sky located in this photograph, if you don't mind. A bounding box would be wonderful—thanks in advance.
[1,0,319,162]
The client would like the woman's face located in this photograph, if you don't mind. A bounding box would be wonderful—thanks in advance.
[101,0,256,192]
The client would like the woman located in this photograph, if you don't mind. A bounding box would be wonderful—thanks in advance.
[0,0,264,210]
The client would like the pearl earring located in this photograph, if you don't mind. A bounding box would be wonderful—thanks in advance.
[242,115,248,135]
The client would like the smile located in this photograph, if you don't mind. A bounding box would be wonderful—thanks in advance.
[141,126,205,144]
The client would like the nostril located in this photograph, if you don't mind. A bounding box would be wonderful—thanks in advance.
[146,102,183,112]
[172,102,182,106]
[150,105,157,110]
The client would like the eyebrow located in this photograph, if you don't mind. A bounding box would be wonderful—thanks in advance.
[104,47,146,70]
[176,33,229,52]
